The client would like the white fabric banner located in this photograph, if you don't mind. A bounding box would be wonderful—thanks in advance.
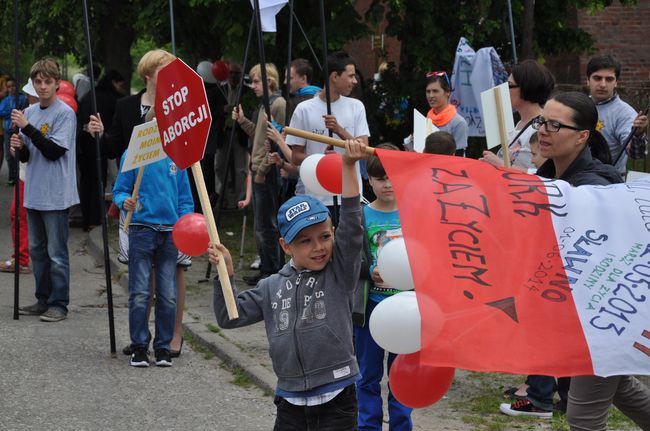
[450,37,508,137]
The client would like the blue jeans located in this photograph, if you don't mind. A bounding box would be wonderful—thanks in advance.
[252,172,283,274]
[526,375,570,411]
[273,384,358,431]
[27,209,71,313]
[128,226,177,350]
[354,300,413,431]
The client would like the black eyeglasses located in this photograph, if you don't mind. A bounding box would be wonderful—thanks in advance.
[507,82,519,89]
[532,116,583,133]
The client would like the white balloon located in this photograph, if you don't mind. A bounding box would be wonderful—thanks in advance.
[377,238,415,291]
[197,61,217,84]
[369,292,421,354]
[300,154,332,196]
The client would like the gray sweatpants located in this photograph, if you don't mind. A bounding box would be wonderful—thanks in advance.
[567,375,650,431]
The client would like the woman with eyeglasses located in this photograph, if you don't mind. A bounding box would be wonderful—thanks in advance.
[500,92,650,429]
[424,71,468,156]
[481,60,555,171]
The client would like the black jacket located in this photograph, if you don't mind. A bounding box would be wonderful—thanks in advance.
[536,146,623,187]
[101,90,146,160]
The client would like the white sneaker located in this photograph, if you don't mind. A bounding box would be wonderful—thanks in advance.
[250,256,261,269]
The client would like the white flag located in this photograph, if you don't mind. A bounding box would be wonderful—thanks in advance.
[250,0,288,32]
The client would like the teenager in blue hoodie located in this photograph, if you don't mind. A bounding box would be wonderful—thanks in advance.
[112,154,193,367]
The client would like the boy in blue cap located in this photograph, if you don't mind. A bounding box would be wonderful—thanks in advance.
[210,138,368,430]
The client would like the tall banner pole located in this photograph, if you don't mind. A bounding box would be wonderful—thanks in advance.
[12,0,20,320]
[203,14,256,281]
[169,0,177,56]
[82,0,117,354]
[253,0,272,121]
[318,0,338,226]
[506,0,518,64]
[285,0,295,126]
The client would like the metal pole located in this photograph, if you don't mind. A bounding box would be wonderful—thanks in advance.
[12,0,20,320]
[506,0,518,64]
[203,14,256,281]
[285,0,295,126]
[292,10,322,71]
[318,0,338,226]
[169,0,177,56]
[82,0,117,355]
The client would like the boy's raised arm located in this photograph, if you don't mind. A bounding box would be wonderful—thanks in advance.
[341,138,366,198]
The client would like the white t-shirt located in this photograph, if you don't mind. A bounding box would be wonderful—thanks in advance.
[22,98,79,210]
[497,123,536,170]
[286,95,370,206]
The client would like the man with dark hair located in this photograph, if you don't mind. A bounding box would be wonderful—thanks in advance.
[586,54,648,175]
[287,51,369,208]
[285,58,320,120]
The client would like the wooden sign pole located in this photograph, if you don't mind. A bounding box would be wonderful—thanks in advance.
[190,162,239,320]
[284,127,376,155]
[494,90,512,168]
[123,166,145,232]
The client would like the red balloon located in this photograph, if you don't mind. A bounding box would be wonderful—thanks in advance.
[172,213,210,256]
[57,93,77,113]
[315,153,342,194]
[211,60,230,82]
[389,352,455,408]
[57,80,76,97]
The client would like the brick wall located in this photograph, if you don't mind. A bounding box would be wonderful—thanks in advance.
[343,0,401,82]
[577,0,650,88]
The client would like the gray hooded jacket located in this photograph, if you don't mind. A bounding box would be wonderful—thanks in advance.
[213,197,363,392]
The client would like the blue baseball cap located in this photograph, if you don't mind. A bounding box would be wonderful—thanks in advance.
[278,195,330,244]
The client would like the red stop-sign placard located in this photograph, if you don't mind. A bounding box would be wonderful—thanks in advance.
[155,58,212,170]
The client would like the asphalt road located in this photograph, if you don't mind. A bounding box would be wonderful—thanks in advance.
[0,170,276,430]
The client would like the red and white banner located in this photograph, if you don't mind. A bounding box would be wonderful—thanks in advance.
[377,149,650,377]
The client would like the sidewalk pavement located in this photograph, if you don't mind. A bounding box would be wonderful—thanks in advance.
[87,226,277,393]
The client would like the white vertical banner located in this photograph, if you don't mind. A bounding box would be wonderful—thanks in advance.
[450,37,508,137]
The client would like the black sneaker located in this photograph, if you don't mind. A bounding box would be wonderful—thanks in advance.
[122,345,133,356]
[130,347,150,367]
[499,400,552,418]
[155,349,172,367]
[19,302,48,315]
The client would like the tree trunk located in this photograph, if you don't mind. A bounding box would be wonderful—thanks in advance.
[521,0,535,59]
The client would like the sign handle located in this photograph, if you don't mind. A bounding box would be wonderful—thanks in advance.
[494,90,511,168]
[284,127,376,155]
[123,166,145,233]
[190,162,239,320]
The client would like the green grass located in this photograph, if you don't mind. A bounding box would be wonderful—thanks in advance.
[184,331,214,360]
[230,366,252,388]
[451,372,640,431]
[206,323,221,334]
